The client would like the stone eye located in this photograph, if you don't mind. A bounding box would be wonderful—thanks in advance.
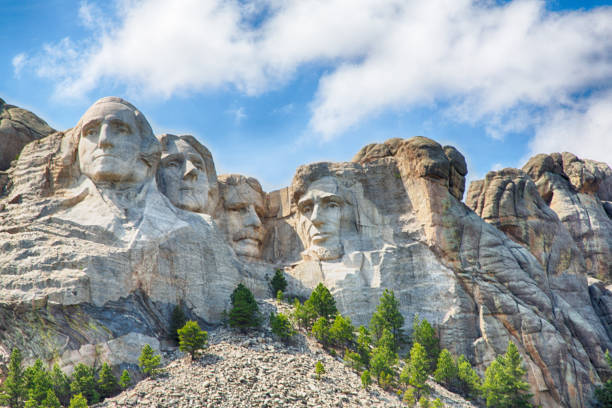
[114,123,130,133]
[301,205,312,214]
[166,160,180,168]
[84,127,97,137]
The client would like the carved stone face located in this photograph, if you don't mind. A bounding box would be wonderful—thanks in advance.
[221,181,265,259]
[78,101,149,184]
[297,177,344,261]
[158,138,210,213]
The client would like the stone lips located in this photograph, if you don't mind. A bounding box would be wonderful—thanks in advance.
[0,98,611,408]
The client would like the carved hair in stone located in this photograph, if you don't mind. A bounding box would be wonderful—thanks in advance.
[156,134,219,214]
[216,174,265,261]
[292,167,360,261]
[73,96,160,188]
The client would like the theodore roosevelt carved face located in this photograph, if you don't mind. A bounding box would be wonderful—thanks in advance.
[77,97,159,186]
[157,134,218,214]
[297,176,346,261]
[217,175,265,260]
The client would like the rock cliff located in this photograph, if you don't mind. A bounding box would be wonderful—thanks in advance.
[0,98,611,407]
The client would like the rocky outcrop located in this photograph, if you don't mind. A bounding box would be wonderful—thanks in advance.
[1,96,610,408]
[0,98,55,172]
[522,153,612,281]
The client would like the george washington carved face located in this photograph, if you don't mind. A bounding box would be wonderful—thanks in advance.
[77,97,159,186]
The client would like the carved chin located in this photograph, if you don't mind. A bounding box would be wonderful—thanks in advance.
[303,244,343,261]
[232,239,261,258]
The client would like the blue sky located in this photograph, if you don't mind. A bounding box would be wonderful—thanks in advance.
[1,0,611,192]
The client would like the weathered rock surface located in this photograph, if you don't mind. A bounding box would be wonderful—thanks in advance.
[0,98,55,172]
[262,137,610,407]
[522,153,612,281]
[1,97,610,408]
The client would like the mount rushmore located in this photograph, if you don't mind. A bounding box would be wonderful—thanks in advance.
[0,96,611,407]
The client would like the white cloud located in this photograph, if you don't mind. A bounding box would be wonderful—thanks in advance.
[528,91,612,166]
[227,107,247,123]
[17,0,612,153]
[12,53,26,77]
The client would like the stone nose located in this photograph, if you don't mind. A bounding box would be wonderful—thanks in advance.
[97,122,114,149]
[244,205,262,228]
[183,160,198,181]
[310,204,324,226]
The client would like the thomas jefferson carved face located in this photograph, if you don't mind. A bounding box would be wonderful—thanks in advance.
[78,99,154,185]
[158,135,216,213]
[297,177,345,261]
[219,176,265,260]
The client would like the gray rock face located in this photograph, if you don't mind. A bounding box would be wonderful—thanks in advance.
[1,98,610,408]
[0,98,55,171]
[523,153,612,281]
[0,98,269,373]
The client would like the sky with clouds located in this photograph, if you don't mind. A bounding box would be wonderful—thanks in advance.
[1,0,611,192]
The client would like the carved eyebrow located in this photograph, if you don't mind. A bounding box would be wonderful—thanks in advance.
[82,119,101,133]
[110,119,131,131]
[322,195,343,204]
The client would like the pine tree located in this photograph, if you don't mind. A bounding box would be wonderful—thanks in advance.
[481,341,532,408]
[270,269,287,296]
[68,393,88,408]
[344,350,365,371]
[456,355,481,400]
[40,389,61,408]
[169,303,187,342]
[292,298,317,329]
[329,314,355,347]
[0,348,26,408]
[178,320,209,359]
[69,363,99,404]
[138,344,162,378]
[434,349,458,390]
[370,289,404,347]
[23,359,53,407]
[270,312,295,342]
[308,283,338,319]
[370,329,398,383]
[315,361,325,380]
[97,363,119,398]
[361,370,372,389]
[401,342,429,401]
[412,315,440,371]
[311,316,331,346]
[356,326,372,368]
[50,363,71,407]
[596,350,612,406]
[119,370,132,390]
[228,283,260,331]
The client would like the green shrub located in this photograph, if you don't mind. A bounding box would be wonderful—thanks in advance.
[138,344,162,378]
[432,398,444,408]
[229,283,260,331]
[433,349,458,389]
[40,389,61,408]
[315,361,325,380]
[419,396,431,408]
[361,370,372,389]
[345,350,365,371]
[178,320,208,359]
[456,355,481,399]
[276,290,284,302]
[270,312,295,342]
